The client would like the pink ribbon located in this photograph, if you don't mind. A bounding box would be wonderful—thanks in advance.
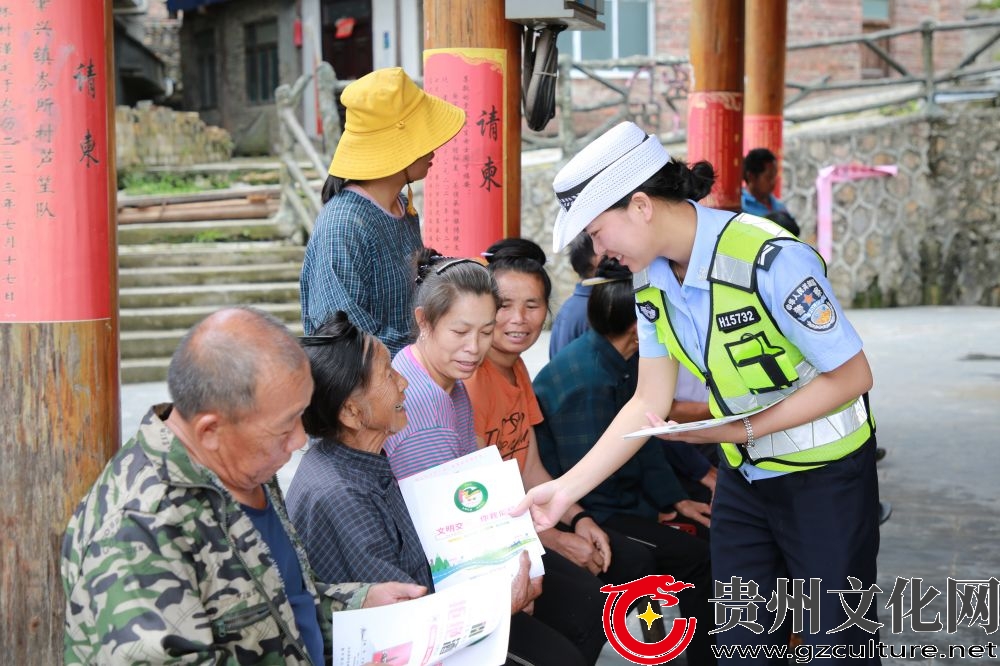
[814,164,898,261]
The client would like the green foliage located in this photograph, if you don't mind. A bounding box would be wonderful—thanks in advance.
[973,0,1000,9]
[878,99,920,117]
[119,170,234,195]
[190,229,229,243]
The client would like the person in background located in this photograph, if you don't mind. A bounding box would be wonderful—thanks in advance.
[519,122,884,663]
[552,234,720,497]
[300,67,465,356]
[742,147,800,236]
[285,312,578,666]
[538,257,717,535]
[549,232,601,358]
[62,307,422,665]
[384,251,620,665]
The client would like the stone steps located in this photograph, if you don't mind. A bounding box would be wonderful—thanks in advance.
[120,302,302,332]
[120,263,302,288]
[120,282,300,310]
[119,195,304,384]
[118,219,288,245]
[122,321,305,359]
[118,241,304,268]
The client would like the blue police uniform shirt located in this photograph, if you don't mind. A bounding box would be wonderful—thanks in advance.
[636,201,863,481]
[741,188,789,217]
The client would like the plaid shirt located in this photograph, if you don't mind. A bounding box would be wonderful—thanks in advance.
[300,189,423,356]
[533,330,687,523]
[286,441,432,590]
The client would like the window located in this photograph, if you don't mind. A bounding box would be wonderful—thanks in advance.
[195,29,217,110]
[861,0,892,79]
[863,0,890,22]
[245,19,279,104]
[559,0,653,63]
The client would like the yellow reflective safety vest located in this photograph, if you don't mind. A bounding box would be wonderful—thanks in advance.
[634,213,874,472]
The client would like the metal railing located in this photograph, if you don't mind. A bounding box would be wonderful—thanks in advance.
[533,16,1000,155]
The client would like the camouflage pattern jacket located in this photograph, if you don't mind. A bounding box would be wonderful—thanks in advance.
[62,404,371,665]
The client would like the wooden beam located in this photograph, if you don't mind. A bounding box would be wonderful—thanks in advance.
[0,2,120,661]
[424,0,521,245]
[744,0,787,195]
[688,0,745,210]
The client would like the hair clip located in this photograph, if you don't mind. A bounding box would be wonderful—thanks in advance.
[580,276,631,286]
[435,258,483,275]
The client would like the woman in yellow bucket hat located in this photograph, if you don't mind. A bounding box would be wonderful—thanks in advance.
[300,67,465,356]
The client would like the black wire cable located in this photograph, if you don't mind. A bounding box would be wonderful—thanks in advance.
[522,25,566,132]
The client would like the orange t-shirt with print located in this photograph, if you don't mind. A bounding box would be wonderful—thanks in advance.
[465,356,543,473]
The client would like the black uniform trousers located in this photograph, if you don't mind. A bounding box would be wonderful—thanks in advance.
[710,436,882,664]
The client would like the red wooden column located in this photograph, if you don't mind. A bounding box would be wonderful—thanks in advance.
[687,0,745,210]
[0,1,119,660]
[422,0,521,256]
[744,0,787,196]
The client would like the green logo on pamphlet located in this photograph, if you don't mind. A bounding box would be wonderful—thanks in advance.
[454,481,488,512]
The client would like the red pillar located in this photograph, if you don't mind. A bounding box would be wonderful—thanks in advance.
[422,0,521,256]
[744,0,787,196]
[0,1,119,660]
[687,0,745,210]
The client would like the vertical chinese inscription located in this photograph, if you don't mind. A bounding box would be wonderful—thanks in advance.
[0,3,16,306]
[422,51,506,257]
[0,1,110,322]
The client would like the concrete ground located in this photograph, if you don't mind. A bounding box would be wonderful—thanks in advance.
[121,306,1000,665]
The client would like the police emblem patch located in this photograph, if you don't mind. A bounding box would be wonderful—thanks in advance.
[783,277,837,332]
[637,300,659,323]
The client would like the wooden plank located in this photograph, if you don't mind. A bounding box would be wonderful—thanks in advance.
[117,186,281,209]
[117,201,280,225]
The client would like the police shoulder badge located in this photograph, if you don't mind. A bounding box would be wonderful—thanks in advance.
[637,300,659,323]
[783,277,837,332]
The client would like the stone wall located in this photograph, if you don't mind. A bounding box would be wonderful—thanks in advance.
[520,104,1000,313]
[923,109,1000,306]
[116,104,233,168]
[781,106,1000,307]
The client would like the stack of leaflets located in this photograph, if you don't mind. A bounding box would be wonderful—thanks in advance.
[398,447,545,588]
[331,569,511,666]
[330,448,543,665]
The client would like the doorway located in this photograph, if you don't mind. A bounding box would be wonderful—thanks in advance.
[321,0,373,80]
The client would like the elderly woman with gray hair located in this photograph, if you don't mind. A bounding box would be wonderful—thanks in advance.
[286,311,586,666]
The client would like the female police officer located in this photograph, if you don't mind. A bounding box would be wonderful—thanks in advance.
[517,122,882,664]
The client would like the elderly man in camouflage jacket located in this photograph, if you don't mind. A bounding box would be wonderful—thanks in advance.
[62,307,425,665]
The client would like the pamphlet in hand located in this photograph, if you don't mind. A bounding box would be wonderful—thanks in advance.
[331,568,510,666]
[624,397,785,439]
[398,447,545,588]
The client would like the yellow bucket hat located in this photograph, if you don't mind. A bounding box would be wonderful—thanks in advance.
[329,67,466,181]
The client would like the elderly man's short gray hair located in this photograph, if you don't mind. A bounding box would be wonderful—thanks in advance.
[167,307,305,419]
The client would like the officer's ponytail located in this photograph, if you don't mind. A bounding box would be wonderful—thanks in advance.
[609,159,717,209]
